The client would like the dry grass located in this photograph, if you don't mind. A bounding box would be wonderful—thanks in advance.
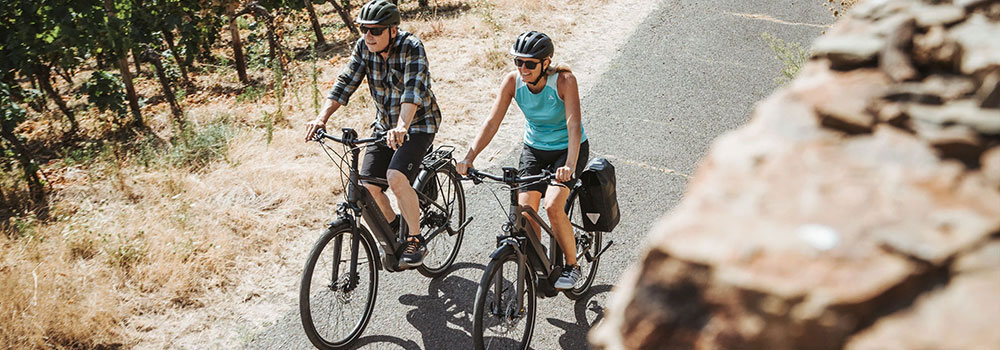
[1,0,655,348]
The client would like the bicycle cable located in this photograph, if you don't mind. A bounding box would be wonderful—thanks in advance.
[480,176,552,228]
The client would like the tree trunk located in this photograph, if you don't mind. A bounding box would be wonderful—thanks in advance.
[252,5,281,69]
[0,128,48,220]
[55,66,74,85]
[304,0,327,47]
[35,66,78,137]
[145,49,184,128]
[28,74,46,113]
[162,30,194,90]
[238,3,284,71]
[330,0,359,36]
[228,7,250,85]
[132,47,143,76]
[104,0,144,130]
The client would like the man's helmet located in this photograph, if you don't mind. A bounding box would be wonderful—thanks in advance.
[357,0,401,26]
[510,31,554,59]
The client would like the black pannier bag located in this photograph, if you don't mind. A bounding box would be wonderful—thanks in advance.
[577,157,620,232]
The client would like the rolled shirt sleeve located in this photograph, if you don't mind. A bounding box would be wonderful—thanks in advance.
[400,43,429,106]
[326,40,367,106]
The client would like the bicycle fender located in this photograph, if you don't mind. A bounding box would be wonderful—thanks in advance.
[489,240,523,261]
[326,217,353,231]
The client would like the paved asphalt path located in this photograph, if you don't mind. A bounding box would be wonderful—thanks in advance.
[246,0,829,349]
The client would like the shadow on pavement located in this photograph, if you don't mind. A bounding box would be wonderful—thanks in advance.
[351,334,422,349]
[547,284,614,349]
[399,262,487,349]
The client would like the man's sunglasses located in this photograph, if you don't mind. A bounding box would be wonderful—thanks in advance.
[513,58,541,69]
[360,26,388,35]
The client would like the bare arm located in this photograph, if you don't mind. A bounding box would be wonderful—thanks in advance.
[556,71,582,181]
[458,72,517,174]
[387,102,419,149]
[304,98,343,141]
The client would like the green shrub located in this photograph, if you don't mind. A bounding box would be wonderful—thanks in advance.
[166,121,235,170]
[762,32,809,85]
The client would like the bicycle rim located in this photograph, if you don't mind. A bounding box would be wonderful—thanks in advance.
[300,226,378,349]
[473,251,536,350]
[418,165,466,277]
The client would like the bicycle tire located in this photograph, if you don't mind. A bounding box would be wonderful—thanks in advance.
[300,225,379,350]
[472,248,536,350]
[563,191,601,300]
[416,163,466,278]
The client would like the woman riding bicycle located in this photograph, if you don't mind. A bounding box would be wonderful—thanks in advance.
[457,31,589,289]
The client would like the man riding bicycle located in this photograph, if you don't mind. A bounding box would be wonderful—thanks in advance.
[457,31,589,289]
[304,0,442,268]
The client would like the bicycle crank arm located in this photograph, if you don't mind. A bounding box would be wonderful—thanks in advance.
[425,216,475,242]
[593,240,613,260]
[453,216,474,235]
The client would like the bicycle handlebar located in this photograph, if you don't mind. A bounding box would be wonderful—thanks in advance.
[465,168,553,185]
[315,129,385,146]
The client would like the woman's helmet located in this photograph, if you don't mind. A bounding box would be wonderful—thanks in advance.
[510,31,554,59]
[357,0,401,26]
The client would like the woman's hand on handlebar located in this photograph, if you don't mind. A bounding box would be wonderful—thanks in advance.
[456,158,473,176]
[304,118,326,142]
[555,165,574,183]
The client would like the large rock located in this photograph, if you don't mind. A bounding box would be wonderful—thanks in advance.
[591,1,1000,349]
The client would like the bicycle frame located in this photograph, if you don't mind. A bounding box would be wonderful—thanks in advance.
[482,167,580,313]
[324,129,467,283]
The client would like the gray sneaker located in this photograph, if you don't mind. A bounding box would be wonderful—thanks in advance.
[554,264,582,290]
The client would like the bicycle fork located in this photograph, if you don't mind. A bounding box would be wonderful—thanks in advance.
[491,239,527,319]
[329,219,363,293]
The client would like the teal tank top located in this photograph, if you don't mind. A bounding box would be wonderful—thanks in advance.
[514,72,587,151]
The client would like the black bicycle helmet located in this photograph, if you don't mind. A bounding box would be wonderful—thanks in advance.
[357,0,401,26]
[510,31,554,59]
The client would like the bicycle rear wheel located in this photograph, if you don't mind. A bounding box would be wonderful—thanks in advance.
[300,225,378,350]
[563,191,601,300]
[416,163,466,277]
[473,249,536,350]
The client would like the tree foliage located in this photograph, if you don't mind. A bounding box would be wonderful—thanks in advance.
[0,0,403,218]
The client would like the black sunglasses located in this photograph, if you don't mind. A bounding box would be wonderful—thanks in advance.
[360,26,388,35]
[513,58,541,69]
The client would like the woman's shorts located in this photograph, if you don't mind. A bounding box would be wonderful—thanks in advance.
[517,140,590,195]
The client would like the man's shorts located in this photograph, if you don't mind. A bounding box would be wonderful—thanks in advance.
[360,132,435,191]
[517,140,590,195]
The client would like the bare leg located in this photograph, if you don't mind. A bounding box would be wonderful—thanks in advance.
[544,185,576,266]
[517,191,543,239]
[387,170,420,238]
[364,183,396,221]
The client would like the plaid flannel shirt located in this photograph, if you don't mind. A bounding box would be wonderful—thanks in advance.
[326,31,441,134]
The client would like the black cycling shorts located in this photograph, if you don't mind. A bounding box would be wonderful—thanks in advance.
[361,132,435,191]
[517,140,590,195]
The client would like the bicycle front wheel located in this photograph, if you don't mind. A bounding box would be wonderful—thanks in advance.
[416,163,466,277]
[472,249,536,350]
[299,225,379,350]
[564,191,602,300]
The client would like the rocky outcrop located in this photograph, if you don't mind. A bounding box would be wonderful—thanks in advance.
[590,1,1000,349]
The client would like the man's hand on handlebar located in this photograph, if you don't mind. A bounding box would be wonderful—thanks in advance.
[304,118,326,142]
[386,126,408,150]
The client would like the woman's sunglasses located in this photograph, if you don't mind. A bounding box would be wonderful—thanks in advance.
[360,26,388,36]
[513,58,541,69]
